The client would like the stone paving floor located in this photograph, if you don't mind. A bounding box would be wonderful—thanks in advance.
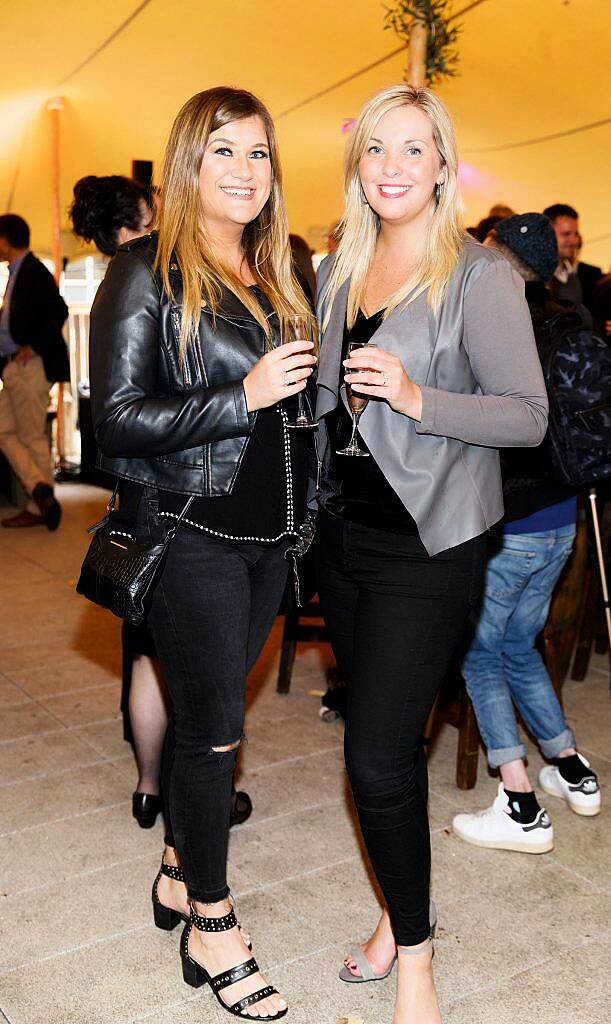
[0,483,609,1024]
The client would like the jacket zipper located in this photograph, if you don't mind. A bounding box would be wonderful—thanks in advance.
[170,306,191,387]
[194,334,213,495]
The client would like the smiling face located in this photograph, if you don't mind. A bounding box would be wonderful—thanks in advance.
[198,115,272,235]
[551,215,580,262]
[358,104,445,228]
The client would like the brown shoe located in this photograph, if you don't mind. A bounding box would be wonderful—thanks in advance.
[1,509,46,528]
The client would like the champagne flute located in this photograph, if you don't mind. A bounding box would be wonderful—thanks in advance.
[336,340,372,457]
[279,314,318,429]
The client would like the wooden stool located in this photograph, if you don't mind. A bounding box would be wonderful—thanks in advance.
[542,511,589,702]
[276,598,481,791]
[423,673,481,790]
[425,517,591,790]
[277,522,591,791]
[276,596,327,694]
[571,497,610,683]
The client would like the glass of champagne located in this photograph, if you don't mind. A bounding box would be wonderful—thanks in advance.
[336,340,372,457]
[279,314,318,429]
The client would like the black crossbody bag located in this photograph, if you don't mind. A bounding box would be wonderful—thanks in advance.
[76,484,193,625]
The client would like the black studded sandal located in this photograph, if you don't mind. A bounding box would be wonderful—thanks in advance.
[180,904,287,1020]
[152,861,253,948]
[152,861,188,931]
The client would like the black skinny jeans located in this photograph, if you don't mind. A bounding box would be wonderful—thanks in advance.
[139,490,289,903]
[317,508,486,946]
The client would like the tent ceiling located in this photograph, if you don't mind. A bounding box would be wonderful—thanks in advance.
[2,0,609,267]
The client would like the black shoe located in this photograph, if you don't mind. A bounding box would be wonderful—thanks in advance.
[181,904,287,1019]
[152,859,253,949]
[152,860,187,930]
[230,790,252,828]
[132,791,162,829]
[32,482,62,531]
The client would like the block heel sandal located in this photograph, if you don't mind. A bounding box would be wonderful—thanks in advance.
[339,898,437,984]
[180,904,287,1020]
[152,861,252,949]
[152,861,188,931]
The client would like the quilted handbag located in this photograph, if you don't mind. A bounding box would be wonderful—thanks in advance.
[76,484,193,625]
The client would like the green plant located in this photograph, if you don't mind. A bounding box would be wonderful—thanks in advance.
[384,0,462,85]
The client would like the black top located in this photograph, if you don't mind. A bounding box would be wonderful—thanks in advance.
[325,309,418,535]
[158,287,309,542]
[159,403,309,542]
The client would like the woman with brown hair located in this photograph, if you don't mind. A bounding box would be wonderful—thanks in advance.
[90,87,316,1020]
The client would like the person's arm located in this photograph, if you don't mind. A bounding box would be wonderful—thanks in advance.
[416,258,548,447]
[90,249,254,459]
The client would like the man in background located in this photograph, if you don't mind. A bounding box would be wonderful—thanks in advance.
[0,214,68,529]
[543,203,602,314]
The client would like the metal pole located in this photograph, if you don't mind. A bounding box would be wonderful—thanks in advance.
[47,97,65,466]
[588,487,611,654]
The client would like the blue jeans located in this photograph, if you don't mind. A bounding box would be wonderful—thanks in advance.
[463,525,576,769]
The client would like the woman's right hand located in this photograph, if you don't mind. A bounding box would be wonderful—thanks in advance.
[243,340,316,412]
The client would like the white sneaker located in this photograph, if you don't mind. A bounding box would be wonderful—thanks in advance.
[539,753,601,817]
[452,783,554,854]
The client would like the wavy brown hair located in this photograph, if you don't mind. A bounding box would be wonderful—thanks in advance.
[155,87,312,360]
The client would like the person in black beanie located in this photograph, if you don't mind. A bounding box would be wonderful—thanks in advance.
[453,213,601,855]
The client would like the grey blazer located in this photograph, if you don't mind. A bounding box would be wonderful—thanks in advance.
[315,238,549,556]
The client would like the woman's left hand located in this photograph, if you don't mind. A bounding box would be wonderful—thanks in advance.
[344,345,423,421]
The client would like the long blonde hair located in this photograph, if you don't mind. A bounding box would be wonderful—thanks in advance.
[155,87,311,360]
[323,84,465,329]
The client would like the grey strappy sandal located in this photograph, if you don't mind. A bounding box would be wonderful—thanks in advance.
[338,899,437,984]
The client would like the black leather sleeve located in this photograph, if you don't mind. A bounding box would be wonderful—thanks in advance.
[90,249,253,458]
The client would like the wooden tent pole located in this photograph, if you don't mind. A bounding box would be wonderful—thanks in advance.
[47,97,65,465]
[407,16,428,87]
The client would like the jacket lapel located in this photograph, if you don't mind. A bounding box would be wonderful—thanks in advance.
[370,292,435,387]
[315,278,437,422]
[315,277,349,420]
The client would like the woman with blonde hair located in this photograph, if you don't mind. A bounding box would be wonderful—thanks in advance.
[315,84,548,1022]
[90,86,316,1020]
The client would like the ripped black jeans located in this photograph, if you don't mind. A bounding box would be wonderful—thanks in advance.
[141,491,289,902]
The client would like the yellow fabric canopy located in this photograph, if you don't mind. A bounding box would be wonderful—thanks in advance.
[2,0,609,267]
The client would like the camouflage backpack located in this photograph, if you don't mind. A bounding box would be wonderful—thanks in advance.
[532,301,611,488]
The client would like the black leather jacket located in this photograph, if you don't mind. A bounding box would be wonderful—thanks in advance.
[90,232,271,496]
